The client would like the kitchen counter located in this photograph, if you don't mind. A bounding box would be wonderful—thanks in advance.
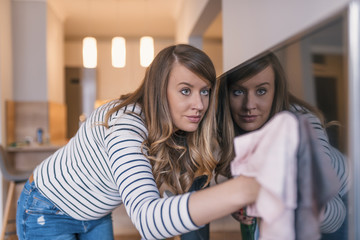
[6,144,62,153]
[6,144,63,171]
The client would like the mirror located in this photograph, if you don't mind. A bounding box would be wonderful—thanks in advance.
[273,12,347,153]
[219,3,360,239]
[274,10,349,240]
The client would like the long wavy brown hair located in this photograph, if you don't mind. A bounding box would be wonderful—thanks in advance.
[215,51,325,179]
[104,44,218,194]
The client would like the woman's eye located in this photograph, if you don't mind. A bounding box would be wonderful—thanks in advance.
[181,88,191,95]
[257,88,267,96]
[200,89,210,96]
[233,89,245,96]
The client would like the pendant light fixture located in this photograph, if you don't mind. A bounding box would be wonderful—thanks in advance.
[111,37,126,68]
[140,36,154,67]
[82,37,97,68]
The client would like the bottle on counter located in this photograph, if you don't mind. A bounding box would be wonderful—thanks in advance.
[37,128,43,144]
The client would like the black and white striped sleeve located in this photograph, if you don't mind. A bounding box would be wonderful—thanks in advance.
[105,108,199,239]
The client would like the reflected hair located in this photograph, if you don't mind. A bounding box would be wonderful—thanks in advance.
[215,51,324,179]
[104,44,218,194]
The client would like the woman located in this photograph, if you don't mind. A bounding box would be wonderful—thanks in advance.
[215,52,348,239]
[16,44,259,240]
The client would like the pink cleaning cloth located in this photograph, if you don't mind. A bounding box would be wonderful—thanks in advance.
[231,112,299,239]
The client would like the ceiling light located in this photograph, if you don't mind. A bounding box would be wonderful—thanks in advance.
[82,37,97,68]
[140,36,154,67]
[112,37,126,68]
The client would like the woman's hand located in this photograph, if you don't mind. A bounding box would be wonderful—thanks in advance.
[232,208,256,225]
[188,176,259,226]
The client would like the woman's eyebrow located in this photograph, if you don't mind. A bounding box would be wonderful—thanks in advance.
[256,82,271,88]
[177,82,193,87]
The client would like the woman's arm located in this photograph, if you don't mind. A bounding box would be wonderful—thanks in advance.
[189,175,259,226]
[319,195,346,233]
[106,109,259,239]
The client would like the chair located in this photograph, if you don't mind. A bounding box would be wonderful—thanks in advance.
[0,145,32,240]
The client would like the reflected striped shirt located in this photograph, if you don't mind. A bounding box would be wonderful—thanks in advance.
[291,104,349,233]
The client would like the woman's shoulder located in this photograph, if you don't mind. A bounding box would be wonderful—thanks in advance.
[103,100,145,125]
[289,103,310,114]
[99,99,142,115]
[289,104,319,121]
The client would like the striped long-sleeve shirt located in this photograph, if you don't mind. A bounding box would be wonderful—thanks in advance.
[290,104,349,233]
[33,100,199,239]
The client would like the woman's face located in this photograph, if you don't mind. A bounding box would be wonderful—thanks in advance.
[229,66,275,132]
[167,63,211,132]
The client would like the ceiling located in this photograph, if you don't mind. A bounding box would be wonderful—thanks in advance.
[48,0,222,40]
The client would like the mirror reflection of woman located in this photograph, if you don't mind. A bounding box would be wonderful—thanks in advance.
[216,52,349,239]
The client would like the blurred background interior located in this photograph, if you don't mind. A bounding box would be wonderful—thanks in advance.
[0,0,359,239]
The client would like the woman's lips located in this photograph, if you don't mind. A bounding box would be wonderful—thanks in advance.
[240,115,257,123]
[187,115,201,123]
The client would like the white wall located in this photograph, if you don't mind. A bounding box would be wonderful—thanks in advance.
[12,0,48,101]
[47,3,64,103]
[175,0,210,44]
[175,0,223,74]
[222,0,351,72]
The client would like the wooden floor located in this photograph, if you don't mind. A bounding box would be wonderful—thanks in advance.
[6,231,241,240]
[114,231,242,240]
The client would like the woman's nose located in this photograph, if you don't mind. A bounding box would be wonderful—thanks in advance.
[244,93,256,110]
[192,93,204,110]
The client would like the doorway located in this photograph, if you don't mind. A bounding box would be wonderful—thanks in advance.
[65,67,82,139]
